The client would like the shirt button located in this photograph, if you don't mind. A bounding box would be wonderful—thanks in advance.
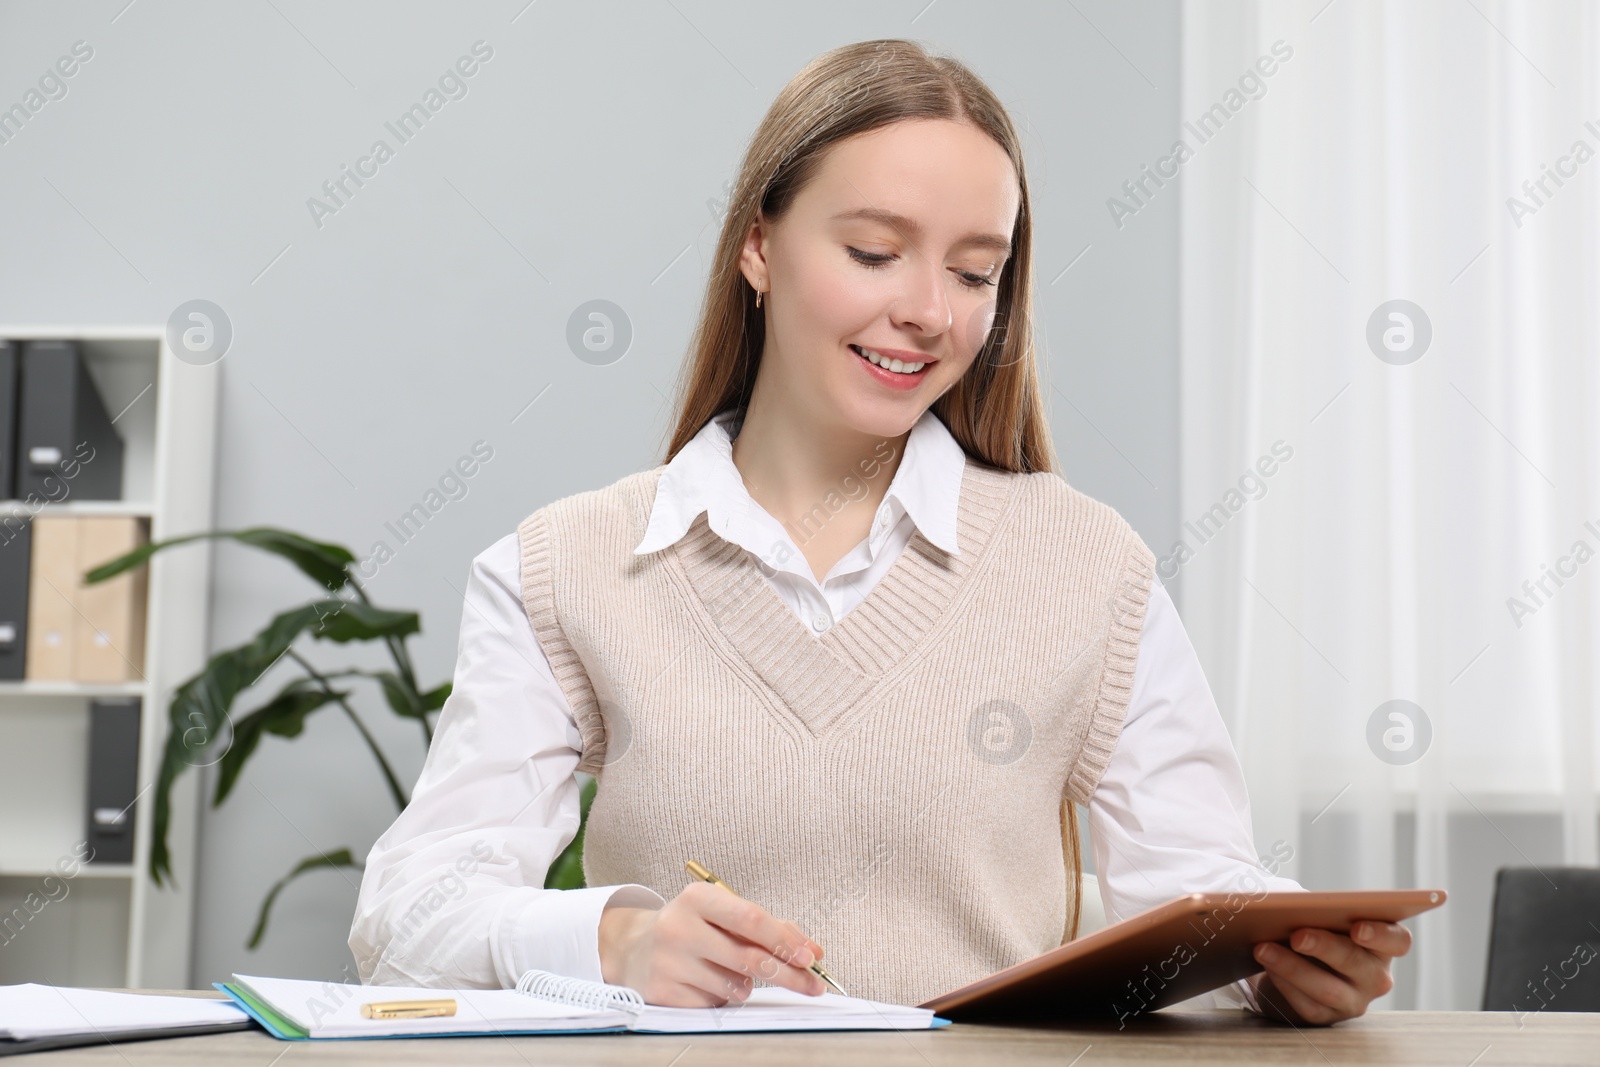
[812,612,831,632]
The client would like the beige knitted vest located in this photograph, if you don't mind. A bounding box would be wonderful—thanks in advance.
[517,453,1155,1007]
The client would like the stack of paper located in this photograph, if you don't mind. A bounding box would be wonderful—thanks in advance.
[0,984,249,1055]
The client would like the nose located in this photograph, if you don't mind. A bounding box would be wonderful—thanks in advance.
[890,256,954,337]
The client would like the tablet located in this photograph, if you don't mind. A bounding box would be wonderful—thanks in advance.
[918,889,1447,1022]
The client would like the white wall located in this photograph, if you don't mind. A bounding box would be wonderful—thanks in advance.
[0,0,1179,986]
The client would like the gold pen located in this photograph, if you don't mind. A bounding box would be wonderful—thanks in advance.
[360,998,457,1020]
[685,859,849,997]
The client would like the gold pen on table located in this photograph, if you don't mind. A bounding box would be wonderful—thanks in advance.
[360,998,457,1020]
[685,859,849,997]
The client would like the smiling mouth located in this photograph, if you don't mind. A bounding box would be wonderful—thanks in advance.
[849,344,935,376]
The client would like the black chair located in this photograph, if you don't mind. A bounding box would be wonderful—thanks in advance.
[1482,867,1600,1013]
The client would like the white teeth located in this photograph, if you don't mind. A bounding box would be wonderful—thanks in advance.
[854,346,926,374]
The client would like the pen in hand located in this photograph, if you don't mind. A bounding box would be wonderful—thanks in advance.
[685,859,849,997]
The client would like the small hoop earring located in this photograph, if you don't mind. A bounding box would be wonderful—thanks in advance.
[755,287,763,309]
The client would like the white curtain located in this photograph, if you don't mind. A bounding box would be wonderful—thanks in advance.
[1179,0,1599,1009]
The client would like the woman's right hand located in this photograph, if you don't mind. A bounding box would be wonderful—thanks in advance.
[597,881,826,1006]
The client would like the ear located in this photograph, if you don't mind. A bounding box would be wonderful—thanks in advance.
[737,209,771,292]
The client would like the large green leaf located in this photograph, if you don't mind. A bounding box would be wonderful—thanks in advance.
[83,527,356,592]
[148,598,401,886]
[544,777,598,890]
[214,679,348,805]
[248,849,361,949]
[368,671,448,721]
[149,602,331,885]
[420,680,451,712]
[311,601,420,644]
[371,670,424,720]
[149,599,424,883]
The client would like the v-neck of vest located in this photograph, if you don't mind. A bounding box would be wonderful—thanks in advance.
[663,454,1019,733]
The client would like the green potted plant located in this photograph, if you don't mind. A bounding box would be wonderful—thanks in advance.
[86,527,595,947]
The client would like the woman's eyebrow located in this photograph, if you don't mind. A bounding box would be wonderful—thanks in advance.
[830,206,1012,256]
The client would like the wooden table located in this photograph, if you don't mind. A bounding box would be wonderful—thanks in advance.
[35,991,1600,1065]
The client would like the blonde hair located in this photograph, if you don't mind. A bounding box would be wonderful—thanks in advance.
[661,38,1080,941]
[662,37,1058,478]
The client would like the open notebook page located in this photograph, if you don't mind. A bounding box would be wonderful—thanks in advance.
[230,975,631,1039]
[232,975,944,1036]
[0,985,248,1041]
[628,986,941,1033]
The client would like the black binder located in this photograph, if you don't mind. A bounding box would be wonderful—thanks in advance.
[15,340,124,501]
[0,341,17,500]
[85,697,141,864]
[0,514,28,680]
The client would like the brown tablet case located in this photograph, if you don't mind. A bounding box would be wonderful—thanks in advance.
[918,888,1447,1022]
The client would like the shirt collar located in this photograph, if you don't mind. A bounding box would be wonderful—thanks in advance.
[633,407,965,560]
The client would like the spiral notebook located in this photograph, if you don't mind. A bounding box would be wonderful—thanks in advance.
[219,971,947,1039]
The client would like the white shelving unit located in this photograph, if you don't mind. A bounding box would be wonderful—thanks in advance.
[0,326,218,989]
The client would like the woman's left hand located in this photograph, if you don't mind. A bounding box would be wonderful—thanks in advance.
[1249,920,1411,1025]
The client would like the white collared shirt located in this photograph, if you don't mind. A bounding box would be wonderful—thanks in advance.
[632,407,963,633]
[350,408,1302,1012]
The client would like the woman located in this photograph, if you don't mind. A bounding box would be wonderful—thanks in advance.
[349,38,1408,1025]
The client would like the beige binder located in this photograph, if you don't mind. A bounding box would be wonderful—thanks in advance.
[25,515,149,682]
[25,515,77,680]
[73,517,149,682]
